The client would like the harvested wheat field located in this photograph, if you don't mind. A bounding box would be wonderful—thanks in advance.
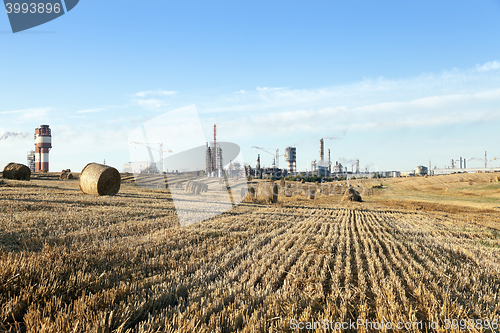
[1,173,500,332]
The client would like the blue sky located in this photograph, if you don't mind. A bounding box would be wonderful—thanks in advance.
[1,0,500,172]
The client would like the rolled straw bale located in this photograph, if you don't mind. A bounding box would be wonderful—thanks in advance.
[308,190,316,200]
[342,187,362,202]
[60,171,74,180]
[496,176,500,182]
[184,180,194,193]
[79,163,121,196]
[183,180,206,194]
[241,186,256,199]
[257,182,278,203]
[2,163,30,181]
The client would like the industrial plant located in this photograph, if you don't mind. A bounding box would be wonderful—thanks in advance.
[205,125,224,177]
[10,123,500,180]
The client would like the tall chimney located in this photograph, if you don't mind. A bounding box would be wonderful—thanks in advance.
[319,138,324,162]
[34,125,52,172]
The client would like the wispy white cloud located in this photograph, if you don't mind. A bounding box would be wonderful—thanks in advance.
[256,86,287,92]
[133,89,178,97]
[134,98,164,110]
[76,108,106,114]
[476,60,500,72]
[194,61,500,140]
[0,107,51,121]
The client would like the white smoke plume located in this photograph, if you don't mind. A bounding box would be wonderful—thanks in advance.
[0,131,29,141]
[322,135,340,140]
[339,157,358,165]
[323,129,348,141]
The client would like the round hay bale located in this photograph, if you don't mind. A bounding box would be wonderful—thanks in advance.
[256,182,278,203]
[496,176,500,182]
[2,163,30,181]
[79,163,120,196]
[342,187,362,202]
[60,171,74,180]
[300,179,305,184]
[308,190,316,200]
[241,186,256,199]
[184,180,195,193]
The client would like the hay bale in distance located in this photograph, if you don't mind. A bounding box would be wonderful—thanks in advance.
[342,187,362,202]
[257,182,278,203]
[184,180,207,194]
[496,176,500,182]
[79,163,121,196]
[308,190,316,200]
[60,171,74,180]
[2,163,30,181]
[241,186,256,199]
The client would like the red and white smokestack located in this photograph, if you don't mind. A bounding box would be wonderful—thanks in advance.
[34,125,52,172]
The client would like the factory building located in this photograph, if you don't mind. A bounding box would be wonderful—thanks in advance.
[27,150,35,172]
[415,165,428,176]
